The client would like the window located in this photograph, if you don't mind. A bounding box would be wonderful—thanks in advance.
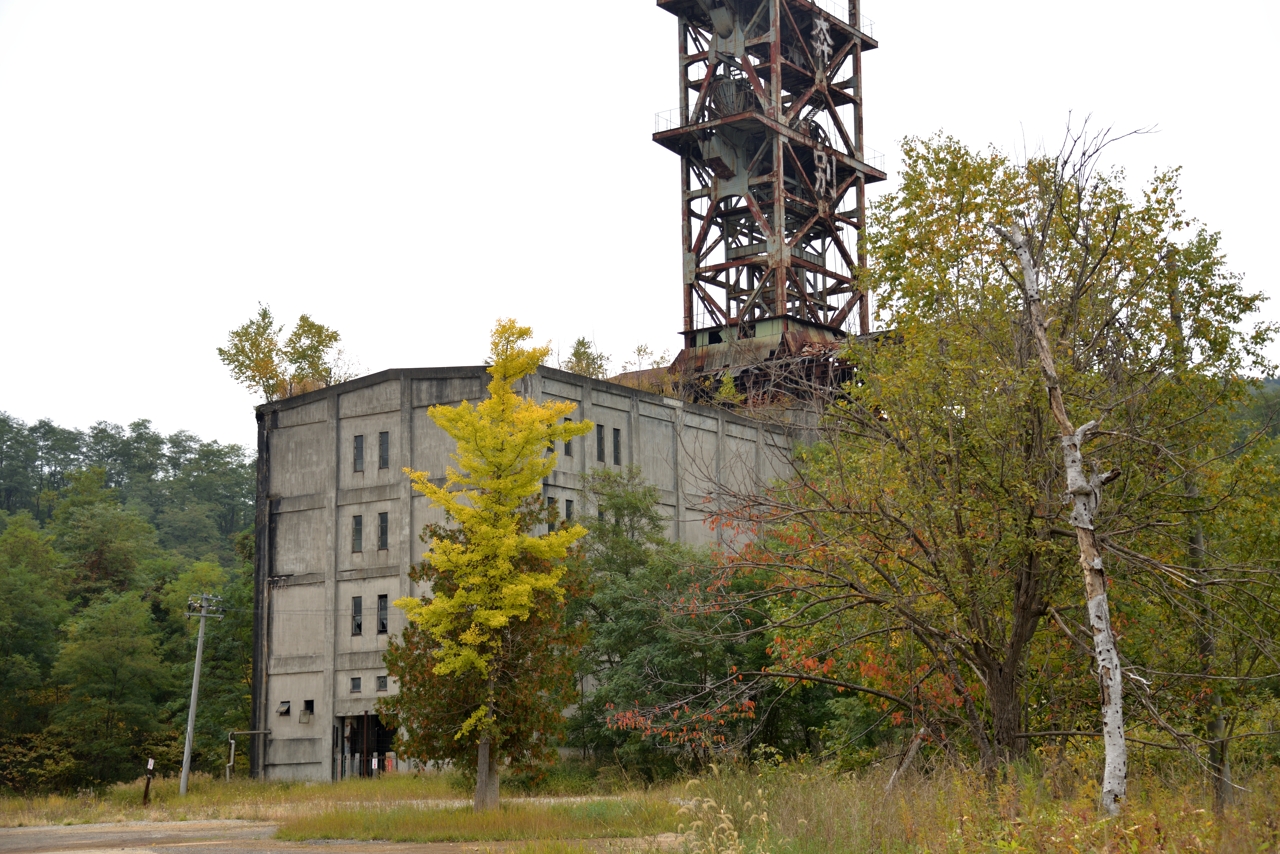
[354,435,365,472]
[378,431,390,469]
[350,677,362,693]
[376,675,388,692]
[596,424,605,462]
[276,701,291,716]
[613,428,622,465]
[377,594,388,634]
[352,596,363,635]
[303,699,314,714]
[564,499,574,522]
[378,512,389,550]
[352,516,363,552]
[564,429,572,457]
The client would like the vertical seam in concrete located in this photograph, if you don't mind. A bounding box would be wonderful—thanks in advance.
[324,390,340,779]
[399,373,413,617]
[716,413,725,545]
[673,405,683,542]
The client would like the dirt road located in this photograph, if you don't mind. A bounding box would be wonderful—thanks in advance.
[0,820,672,854]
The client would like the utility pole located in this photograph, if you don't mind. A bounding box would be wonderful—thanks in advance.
[180,593,223,796]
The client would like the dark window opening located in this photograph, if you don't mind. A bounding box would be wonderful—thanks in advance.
[377,594,388,634]
[378,432,390,469]
[596,424,605,462]
[304,699,315,714]
[276,701,291,716]
[352,596,363,635]
[564,426,573,457]
[565,499,574,522]
[351,677,362,693]
[612,428,622,465]
[376,675,388,692]
[352,515,363,552]
[378,512,389,550]
[354,435,365,472]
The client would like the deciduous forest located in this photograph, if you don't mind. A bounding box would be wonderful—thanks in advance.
[0,415,255,791]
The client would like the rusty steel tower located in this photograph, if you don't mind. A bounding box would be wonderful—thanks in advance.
[655,0,885,389]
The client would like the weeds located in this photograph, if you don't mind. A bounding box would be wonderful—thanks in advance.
[0,771,457,827]
[678,778,773,854]
[684,761,1280,854]
[275,798,678,842]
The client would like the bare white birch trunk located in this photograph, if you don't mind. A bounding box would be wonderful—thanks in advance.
[998,222,1128,816]
[884,727,927,794]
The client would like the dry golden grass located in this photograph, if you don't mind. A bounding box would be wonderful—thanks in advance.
[274,798,678,843]
[5,759,1278,853]
[684,761,1280,853]
[0,771,457,827]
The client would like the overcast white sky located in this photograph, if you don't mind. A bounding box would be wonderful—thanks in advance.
[0,0,1274,449]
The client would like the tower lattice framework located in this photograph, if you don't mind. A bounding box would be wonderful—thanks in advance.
[655,0,884,378]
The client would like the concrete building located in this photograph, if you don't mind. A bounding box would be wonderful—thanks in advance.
[249,366,793,781]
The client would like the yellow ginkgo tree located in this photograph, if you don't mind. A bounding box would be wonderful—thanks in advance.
[395,319,592,811]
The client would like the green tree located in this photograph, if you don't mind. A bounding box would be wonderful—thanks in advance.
[51,592,169,784]
[0,514,68,734]
[704,134,1275,808]
[52,469,157,602]
[561,337,611,379]
[567,467,830,775]
[217,305,353,401]
[395,318,592,810]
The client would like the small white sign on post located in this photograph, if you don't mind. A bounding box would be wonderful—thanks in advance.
[372,757,378,770]
[147,758,155,771]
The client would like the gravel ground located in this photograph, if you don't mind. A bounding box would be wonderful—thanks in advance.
[0,819,678,854]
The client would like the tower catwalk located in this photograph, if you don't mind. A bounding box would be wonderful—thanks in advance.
[654,0,885,392]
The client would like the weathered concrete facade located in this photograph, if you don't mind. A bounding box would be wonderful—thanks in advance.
[250,366,792,781]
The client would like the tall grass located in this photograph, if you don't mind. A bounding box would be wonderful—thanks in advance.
[0,771,458,827]
[275,798,678,843]
[682,761,1280,854]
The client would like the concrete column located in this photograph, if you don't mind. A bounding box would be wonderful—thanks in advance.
[323,392,340,779]
[399,375,413,604]
[672,403,684,542]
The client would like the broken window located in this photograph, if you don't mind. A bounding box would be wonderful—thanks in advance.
[352,596,363,635]
[376,675,388,692]
[378,512,389,550]
[596,424,605,462]
[613,428,622,465]
[377,594,388,634]
[354,435,365,472]
[565,499,574,522]
[352,515,363,552]
[378,431,390,469]
[276,700,291,716]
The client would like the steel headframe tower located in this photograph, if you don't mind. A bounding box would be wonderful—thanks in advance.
[655,0,885,390]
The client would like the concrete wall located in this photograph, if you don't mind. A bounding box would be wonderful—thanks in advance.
[251,366,793,780]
